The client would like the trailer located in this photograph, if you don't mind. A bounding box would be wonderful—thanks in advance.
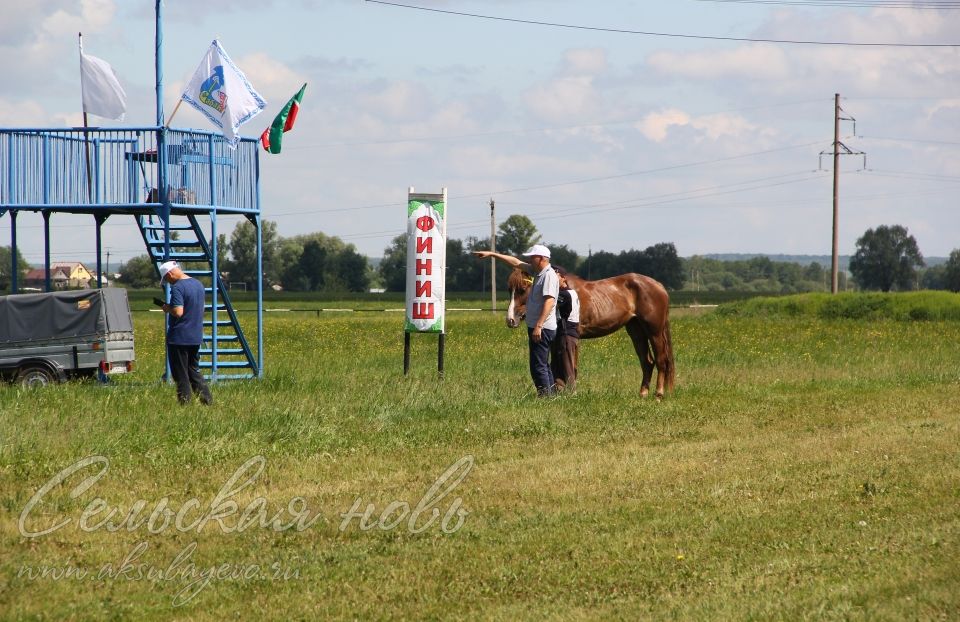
[0,288,135,387]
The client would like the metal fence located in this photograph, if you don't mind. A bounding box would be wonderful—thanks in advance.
[0,127,259,213]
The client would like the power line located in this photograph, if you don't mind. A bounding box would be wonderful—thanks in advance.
[859,135,960,146]
[365,0,960,47]
[857,169,960,182]
[695,0,960,8]
[334,172,829,241]
[283,99,828,151]
[268,140,823,218]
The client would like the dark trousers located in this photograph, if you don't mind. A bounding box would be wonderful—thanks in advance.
[167,344,212,405]
[527,327,556,396]
[551,334,579,392]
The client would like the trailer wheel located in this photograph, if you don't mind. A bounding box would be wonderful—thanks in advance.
[17,365,56,388]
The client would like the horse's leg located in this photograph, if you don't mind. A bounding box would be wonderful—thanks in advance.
[646,322,669,400]
[625,319,654,398]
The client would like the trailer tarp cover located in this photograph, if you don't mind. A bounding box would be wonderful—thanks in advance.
[0,289,133,344]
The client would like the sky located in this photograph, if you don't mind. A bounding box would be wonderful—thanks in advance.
[1,0,958,268]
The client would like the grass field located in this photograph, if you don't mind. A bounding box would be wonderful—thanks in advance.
[1,300,958,620]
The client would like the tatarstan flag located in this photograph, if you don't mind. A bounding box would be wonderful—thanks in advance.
[260,83,306,154]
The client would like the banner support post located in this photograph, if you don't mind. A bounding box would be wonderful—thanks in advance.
[437,333,445,377]
[404,186,447,378]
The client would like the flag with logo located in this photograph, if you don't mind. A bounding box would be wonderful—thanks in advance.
[80,48,127,121]
[180,39,266,147]
[260,83,307,154]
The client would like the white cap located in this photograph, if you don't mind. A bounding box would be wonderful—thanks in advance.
[158,260,178,285]
[522,244,551,259]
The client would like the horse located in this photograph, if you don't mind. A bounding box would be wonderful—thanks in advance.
[506,268,675,399]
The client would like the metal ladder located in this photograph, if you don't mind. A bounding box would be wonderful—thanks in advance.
[136,213,258,380]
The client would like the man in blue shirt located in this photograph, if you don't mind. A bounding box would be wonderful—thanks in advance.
[159,261,212,405]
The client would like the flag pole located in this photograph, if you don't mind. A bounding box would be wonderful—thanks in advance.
[165,99,183,127]
[79,32,93,204]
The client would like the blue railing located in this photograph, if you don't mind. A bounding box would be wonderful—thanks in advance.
[0,127,259,213]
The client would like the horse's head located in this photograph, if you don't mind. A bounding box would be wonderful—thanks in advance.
[506,268,533,329]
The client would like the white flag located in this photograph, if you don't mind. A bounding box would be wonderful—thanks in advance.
[80,52,127,121]
[180,40,266,147]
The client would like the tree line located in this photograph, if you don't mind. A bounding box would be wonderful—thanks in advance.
[5,219,959,294]
[117,221,373,291]
[378,214,685,292]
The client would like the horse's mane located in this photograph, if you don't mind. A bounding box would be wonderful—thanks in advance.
[507,268,533,291]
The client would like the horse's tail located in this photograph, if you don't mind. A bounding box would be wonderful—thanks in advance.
[661,318,676,392]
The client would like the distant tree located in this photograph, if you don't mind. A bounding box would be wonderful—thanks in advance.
[942,249,960,292]
[378,235,406,292]
[584,250,620,279]
[228,219,280,287]
[116,255,157,289]
[447,238,486,292]
[921,264,946,290]
[380,236,483,293]
[297,239,329,291]
[803,262,824,283]
[849,225,924,292]
[332,245,370,292]
[0,245,30,292]
[277,237,308,290]
[744,257,775,282]
[497,215,540,256]
[466,236,501,291]
[547,244,579,274]
[216,233,231,275]
[275,232,367,292]
[641,242,685,289]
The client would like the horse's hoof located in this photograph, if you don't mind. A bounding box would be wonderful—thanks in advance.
[640,388,649,398]
[655,392,664,402]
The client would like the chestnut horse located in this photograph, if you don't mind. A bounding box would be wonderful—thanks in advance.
[506,268,675,398]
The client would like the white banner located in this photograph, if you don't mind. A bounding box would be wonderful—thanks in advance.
[405,190,446,334]
[180,39,266,147]
[80,51,127,121]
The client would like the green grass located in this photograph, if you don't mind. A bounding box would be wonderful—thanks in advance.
[718,290,960,321]
[0,307,958,620]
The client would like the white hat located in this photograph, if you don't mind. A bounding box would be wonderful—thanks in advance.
[522,244,551,259]
[158,260,178,285]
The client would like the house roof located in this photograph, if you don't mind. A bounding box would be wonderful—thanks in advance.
[50,261,91,271]
[25,267,69,280]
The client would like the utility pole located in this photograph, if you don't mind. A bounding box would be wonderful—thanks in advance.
[106,250,111,276]
[820,93,865,294]
[831,93,840,294]
[489,198,496,312]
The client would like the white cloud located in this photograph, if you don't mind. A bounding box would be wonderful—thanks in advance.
[43,0,115,38]
[636,109,690,142]
[522,48,610,122]
[691,113,762,141]
[0,98,50,126]
[234,53,306,103]
[648,44,790,82]
[563,48,608,76]
[524,75,601,121]
[357,80,434,122]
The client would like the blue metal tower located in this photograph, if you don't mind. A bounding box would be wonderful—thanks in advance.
[0,2,264,380]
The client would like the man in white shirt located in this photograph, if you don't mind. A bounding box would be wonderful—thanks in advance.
[474,244,559,396]
[522,245,559,396]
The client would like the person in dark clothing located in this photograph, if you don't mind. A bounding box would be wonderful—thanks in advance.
[159,261,212,405]
[551,266,580,392]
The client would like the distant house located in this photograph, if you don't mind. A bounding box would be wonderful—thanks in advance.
[50,262,95,288]
[24,267,71,290]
